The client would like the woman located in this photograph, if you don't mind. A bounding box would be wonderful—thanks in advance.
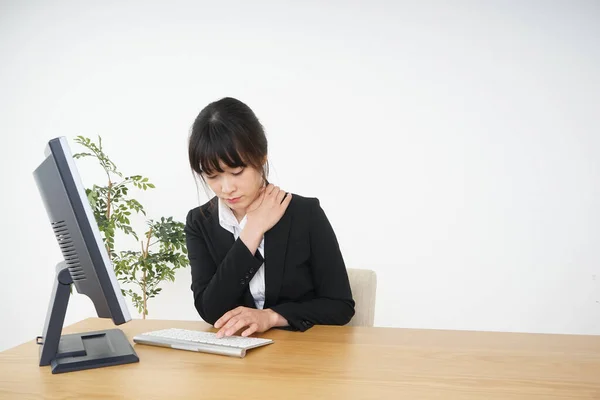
[185,97,354,338]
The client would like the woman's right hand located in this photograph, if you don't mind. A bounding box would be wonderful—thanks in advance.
[246,184,292,234]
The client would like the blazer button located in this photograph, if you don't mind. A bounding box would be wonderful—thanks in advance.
[245,274,250,279]
[249,268,255,273]
[240,279,245,285]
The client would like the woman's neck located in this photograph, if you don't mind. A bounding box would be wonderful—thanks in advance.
[232,208,246,223]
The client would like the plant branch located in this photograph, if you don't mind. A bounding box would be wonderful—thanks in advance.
[141,227,153,319]
[141,240,147,319]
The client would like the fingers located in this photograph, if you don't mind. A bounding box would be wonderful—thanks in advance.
[260,184,292,208]
[214,306,244,329]
[228,319,250,336]
[218,317,250,338]
[266,184,280,196]
[215,309,273,338]
[220,313,243,333]
[265,184,283,202]
[270,186,281,198]
[216,319,236,338]
[241,323,258,337]
[276,189,287,204]
[281,192,292,208]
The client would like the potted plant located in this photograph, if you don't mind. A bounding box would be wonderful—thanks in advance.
[73,136,188,318]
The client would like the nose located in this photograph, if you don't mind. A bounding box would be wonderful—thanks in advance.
[221,177,235,195]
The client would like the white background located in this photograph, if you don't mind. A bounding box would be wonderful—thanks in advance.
[1,0,599,352]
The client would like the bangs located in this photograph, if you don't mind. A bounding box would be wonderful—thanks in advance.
[189,97,268,183]
[190,122,248,176]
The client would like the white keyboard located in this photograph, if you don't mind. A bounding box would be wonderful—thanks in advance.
[133,328,273,358]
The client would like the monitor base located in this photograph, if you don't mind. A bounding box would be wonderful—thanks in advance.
[49,328,139,374]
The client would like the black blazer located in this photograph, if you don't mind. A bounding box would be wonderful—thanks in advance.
[184,194,355,331]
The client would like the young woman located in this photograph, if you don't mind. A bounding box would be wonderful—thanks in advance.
[185,97,354,337]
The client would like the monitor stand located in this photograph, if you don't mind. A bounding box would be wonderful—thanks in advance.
[38,262,139,374]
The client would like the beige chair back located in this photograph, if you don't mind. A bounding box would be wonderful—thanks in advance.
[346,268,377,327]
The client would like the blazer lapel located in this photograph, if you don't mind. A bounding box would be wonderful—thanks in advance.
[264,212,291,308]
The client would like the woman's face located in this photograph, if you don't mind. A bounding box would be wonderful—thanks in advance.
[203,161,264,216]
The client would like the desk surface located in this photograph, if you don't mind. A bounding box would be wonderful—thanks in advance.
[1,318,599,399]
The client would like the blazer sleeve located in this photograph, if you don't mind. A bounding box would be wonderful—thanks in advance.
[185,210,264,325]
[270,199,355,331]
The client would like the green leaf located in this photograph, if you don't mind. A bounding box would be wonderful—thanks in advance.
[73,152,94,159]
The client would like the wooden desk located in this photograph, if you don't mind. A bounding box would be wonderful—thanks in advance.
[1,318,599,399]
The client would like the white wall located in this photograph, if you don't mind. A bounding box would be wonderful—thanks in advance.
[1,0,599,352]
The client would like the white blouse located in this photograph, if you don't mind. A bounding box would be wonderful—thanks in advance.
[217,198,265,309]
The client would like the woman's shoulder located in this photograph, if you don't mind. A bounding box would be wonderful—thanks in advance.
[287,193,334,231]
[287,192,321,215]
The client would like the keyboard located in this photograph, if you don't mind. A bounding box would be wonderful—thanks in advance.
[132,328,273,358]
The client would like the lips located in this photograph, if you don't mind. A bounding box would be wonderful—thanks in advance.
[226,196,241,204]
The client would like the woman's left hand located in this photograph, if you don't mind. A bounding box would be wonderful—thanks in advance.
[214,307,286,337]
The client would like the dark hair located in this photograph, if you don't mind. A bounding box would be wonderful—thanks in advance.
[189,97,269,184]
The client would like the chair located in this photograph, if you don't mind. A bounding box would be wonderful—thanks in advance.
[346,268,377,327]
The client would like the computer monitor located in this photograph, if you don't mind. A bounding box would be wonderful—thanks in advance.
[33,136,139,374]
